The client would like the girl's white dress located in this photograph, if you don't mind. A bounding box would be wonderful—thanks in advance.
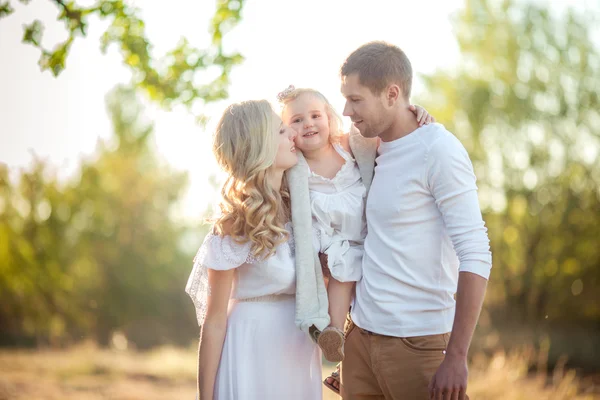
[308,143,367,282]
[185,223,322,400]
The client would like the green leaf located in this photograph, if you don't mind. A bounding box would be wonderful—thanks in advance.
[22,20,44,47]
[0,2,14,19]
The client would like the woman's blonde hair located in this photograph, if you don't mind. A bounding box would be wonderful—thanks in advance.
[278,87,344,144]
[212,99,290,258]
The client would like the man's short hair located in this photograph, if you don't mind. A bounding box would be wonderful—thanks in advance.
[341,41,413,100]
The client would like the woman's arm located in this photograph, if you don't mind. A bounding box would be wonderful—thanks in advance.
[197,268,234,399]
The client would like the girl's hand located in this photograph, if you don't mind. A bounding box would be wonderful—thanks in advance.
[409,105,435,126]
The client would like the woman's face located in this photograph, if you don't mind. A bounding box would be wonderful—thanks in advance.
[272,113,298,171]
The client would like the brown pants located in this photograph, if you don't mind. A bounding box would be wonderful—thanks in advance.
[340,316,454,400]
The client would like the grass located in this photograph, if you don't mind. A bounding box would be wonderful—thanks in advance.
[0,344,197,400]
[0,343,597,399]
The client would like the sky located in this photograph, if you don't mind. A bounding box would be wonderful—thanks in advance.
[0,0,595,220]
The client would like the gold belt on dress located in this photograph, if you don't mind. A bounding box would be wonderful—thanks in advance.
[234,294,295,303]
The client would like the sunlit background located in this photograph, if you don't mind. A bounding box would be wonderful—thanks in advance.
[1,0,469,218]
[1,0,599,399]
[3,0,595,218]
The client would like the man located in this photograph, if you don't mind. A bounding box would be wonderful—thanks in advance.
[335,41,491,400]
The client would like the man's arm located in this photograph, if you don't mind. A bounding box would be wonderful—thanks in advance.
[428,272,487,399]
[447,272,488,359]
[426,132,492,400]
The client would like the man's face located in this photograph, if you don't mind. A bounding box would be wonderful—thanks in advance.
[340,73,390,139]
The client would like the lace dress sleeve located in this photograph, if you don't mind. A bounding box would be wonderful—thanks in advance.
[184,232,259,326]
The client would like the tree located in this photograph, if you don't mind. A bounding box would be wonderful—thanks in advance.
[1,0,239,347]
[0,158,83,346]
[0,0,246,119]
[75,86,198,347]
[0,85,204,347]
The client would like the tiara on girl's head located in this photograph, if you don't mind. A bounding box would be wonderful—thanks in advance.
[276,85,295,102]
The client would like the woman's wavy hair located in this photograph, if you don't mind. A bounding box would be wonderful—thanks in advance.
[212,99,290,258]
[278,87,344,144]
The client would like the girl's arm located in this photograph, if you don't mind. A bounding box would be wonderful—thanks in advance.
[197,268,234,399]
[339,132,352,154]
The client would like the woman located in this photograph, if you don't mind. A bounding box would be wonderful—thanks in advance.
[185,100,322,399]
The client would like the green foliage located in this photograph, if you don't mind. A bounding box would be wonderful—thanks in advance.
[0,0,241,348]
[0,86,202,347]
[1,0,246,115]
[419,0,600,325]
[0,158,81,345]
[0,2,15,18]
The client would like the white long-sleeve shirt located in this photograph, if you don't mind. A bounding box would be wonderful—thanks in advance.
[351,123,492,337]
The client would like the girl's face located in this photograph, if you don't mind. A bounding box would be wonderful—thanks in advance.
[272,113,298,171]
[283,94,331,153]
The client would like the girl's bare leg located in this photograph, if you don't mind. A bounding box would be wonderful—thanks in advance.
[327,278,354,330]
[318,278,354,362]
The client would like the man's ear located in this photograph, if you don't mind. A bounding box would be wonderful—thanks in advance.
[387,84,401,106]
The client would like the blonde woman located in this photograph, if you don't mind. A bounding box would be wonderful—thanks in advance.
[185,100,322,399]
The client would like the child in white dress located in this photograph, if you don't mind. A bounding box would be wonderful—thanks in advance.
[278,86,433,363]
[185,100,322,400]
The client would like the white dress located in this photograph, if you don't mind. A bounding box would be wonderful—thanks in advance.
[185,223,322,400]
[308,143,367,282]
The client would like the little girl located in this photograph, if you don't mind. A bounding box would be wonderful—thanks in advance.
[278,85,433,363]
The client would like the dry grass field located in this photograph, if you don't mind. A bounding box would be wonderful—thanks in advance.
[0,344,597,400]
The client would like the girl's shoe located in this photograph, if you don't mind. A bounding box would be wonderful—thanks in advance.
[318,326,345,362]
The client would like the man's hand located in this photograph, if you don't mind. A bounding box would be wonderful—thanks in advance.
[428,353,468,400]
[428,272,486,399]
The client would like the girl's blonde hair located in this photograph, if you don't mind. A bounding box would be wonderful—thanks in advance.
[278,87,344,143]
[212,99,290,258]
